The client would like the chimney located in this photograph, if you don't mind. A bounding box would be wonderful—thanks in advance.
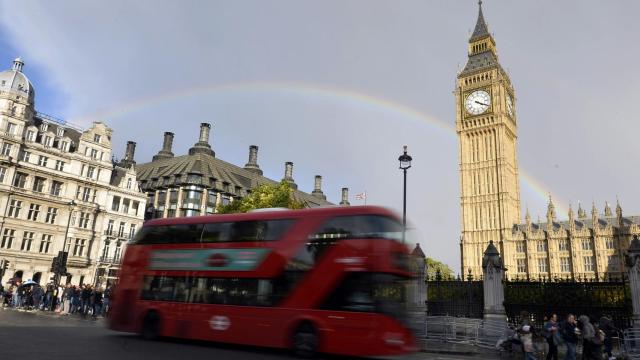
[312,175,326,200]
[340,187,350,206]
[282,162,297,189]
[188,123,215,157]
[152,132,175,161]
[122,141,136,166]
[244,145,262,175]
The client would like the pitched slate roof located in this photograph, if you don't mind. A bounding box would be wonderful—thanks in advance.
[470,2,490,42]
[513,216,640,233]
[136,153,332,208]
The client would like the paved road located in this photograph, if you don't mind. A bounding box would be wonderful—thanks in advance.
[0,308,493,360]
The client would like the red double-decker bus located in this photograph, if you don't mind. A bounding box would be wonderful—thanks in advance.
[109,206,417,358]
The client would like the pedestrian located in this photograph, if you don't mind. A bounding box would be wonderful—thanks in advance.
[578,315,601,360]
[519,324,537,360]
[543,313,560,360]
[91,287,103,318]
[561,314,579,360]
[63,284,72,314]
[102,285,111,317]
[32,285,43,310]
[599,315,617,360]
[71,286,80,314]
[16,282,24,308]
[81,285,91,316]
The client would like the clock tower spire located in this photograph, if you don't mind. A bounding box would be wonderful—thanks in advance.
[456,2,521,278]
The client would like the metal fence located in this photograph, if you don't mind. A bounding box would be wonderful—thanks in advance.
[503,277,633,330]
[426,274,484,318]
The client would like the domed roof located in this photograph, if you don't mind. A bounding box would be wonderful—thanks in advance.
[0,58,35,104]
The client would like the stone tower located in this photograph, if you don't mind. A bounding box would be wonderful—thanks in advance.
[457,1,521,278]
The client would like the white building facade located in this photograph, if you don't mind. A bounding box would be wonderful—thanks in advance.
[0,58,146,287]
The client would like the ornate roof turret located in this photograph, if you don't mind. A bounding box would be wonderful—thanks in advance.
[547,195,556,222]
[577,201,587,219]
[0,57,35,105]
[482,240,503,269]
[525,207,531,225]
[470,0,490,42]
[616,198,623,225]
[411,243,426,258]
[604,201,613,217]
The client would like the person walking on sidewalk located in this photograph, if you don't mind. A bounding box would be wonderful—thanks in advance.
[91,287,103,318]
[80,285,91,315]
[543,313,560,360]
[561,314,579,360]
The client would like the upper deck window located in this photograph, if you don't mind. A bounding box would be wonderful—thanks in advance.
[309,215,403,241]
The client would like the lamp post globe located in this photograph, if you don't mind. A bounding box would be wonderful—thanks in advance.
[398,146,412,243]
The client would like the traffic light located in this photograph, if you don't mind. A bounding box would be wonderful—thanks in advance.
[0,259,8,278]
[50,255,59,272]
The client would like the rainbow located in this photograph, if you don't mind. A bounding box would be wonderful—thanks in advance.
[69,81,568,216]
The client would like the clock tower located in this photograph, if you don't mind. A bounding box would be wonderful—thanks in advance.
[457,1,521,278]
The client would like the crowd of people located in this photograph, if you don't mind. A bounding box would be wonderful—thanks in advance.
[0,280,112,318]
[509,311,618,360]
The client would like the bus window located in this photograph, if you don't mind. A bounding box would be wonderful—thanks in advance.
[310,215,403,241]
[228,219,295,242]
[134,224,203,244]
[202,222,231,242]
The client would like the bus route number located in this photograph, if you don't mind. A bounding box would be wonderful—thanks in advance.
[209,315,231,331]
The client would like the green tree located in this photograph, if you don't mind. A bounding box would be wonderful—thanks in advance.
[216,180,306,214]
[425,257,454,279]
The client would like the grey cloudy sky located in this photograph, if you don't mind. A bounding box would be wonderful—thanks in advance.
[1,0,638,271]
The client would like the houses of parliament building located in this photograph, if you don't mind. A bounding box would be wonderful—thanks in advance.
[457,2,640,280]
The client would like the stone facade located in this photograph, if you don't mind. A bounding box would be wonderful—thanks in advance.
[457,4,640,280]
[0,58,146,287]
[137,123,340,219]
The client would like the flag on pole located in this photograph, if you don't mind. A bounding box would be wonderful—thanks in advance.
[355,192,367,200]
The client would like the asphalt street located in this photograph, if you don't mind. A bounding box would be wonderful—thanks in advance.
[0,308,494,360]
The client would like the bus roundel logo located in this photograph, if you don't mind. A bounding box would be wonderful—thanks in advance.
[209,315,230,331]
[206,253,229,267]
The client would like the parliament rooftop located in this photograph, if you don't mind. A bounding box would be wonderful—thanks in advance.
[137,123,345,219]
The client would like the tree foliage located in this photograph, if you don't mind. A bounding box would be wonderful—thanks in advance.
[216,180,306,214]
[425,257,454,279]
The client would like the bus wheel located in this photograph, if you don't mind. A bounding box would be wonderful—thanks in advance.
[292,322,318,358]
[141,311,161,340]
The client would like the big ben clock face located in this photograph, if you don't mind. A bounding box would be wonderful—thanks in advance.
[465,90,491,115]
[506,94,514,117]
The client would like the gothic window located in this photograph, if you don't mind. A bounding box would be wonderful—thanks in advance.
[537,241,547,252]
[560,257,571,273]
[583,256,595,272]
[537,258,548,273]
[581,239,593,251]
[607,255,619,271]
[517,258,527,273]
[605,238,615,250]
[516,242,526,253]
[558,240,569,251]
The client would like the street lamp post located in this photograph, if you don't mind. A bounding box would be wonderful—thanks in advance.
[398,145,412,244]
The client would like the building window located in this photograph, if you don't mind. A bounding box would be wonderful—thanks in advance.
[1,229,15,249]
[607,255,619,271]
[55,160,65,171]
[20,231,34,251]
[560,257,571,273]
[132,201,140,216]
[106,219,114,235]
[60,141,69,152]
[122,199,130,213]
[129,224,137,239]
[5,122,16,135]
[516,242,526,253]
[537,241,547,252]
[1,143,11,156]
[112,196,120,211]
[86,166,96,179]
[13,172,27,188]
[537,258,548,274]
[93,134,101,143]
[43,136,52,147]
[582,239,593,251]
[220,194,231,206]
[0,167,7,183]
[50,181,63,196]
[90,149,98,159]
[114,242,122,261]
[27,204,41,221]
[56,127,64,137]
[39,234,52,253]
[558,240,569,251]
[102,241,110,260]
[76,187,92,202]
[41,123,48,132]
[8,200,22,218]
[32,176,46,193]
[79,212,91,229]
[584,256,595,272]
[127,178,132,189]
[73,238,86,257]
[45,207,58,224]
[517,258,527,273]
[118,222,125,237]
[26,130,35,142]
[38,155,48,167]
[19,151,30,162]
[605,238,616,250]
